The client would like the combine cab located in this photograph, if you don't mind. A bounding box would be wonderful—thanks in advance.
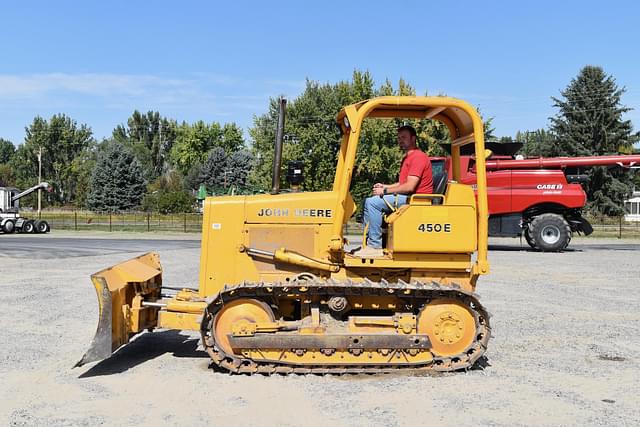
[79,96,492,374]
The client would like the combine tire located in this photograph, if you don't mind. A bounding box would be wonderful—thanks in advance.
[523,228,534,248]
[527,213,571,252]
[34,220,50,234]
[2,220,16,234]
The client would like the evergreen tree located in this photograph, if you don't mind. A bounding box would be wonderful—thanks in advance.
[184,147,254,194]
[87,142,146,212]
[226,150,254,188]
[483,117,497,142]
[199,147,228,190]
[550,66,639,215]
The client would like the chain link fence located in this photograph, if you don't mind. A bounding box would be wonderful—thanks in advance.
[36,209,203,233]
[586,215,640,238]
[24,209,640,238]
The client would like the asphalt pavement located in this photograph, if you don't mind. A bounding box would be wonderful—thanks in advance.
[2,232,640,260]
[0,234,201,259]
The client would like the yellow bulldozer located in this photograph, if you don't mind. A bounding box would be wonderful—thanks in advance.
[77,96,492,374]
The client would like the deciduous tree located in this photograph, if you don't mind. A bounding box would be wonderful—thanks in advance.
[249,70,451,211]
[12,115,94,206]
[0,138,15,163]
[113,111,176,180]
[169,121,246,175]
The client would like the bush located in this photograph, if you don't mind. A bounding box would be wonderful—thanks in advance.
[143,190,194,213]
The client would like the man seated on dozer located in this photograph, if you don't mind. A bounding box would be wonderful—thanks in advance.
[354,125,433,258]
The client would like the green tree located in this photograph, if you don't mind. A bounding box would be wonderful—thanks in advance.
[171,121,222,175]
[0,138,15,163]
[198,147,228,189]
[87,142,146,212]
[226,150,254,188]
[11,115,95,206]
[185,147,254,194]
[0,138,16,187]
[113,111,177,180]
[221,123,246,152]
[514,129,556,157]
[169,120,246,175]
[74,147,98,209]
[483,117,497,142]
[0,164,15,186]
[249,70,452,210]
[550,66,639,215]
[142,170,194,213]
[156,191,194,213]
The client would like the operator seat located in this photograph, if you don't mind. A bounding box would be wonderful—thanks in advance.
[431,172,448,205]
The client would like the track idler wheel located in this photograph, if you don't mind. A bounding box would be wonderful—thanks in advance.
[418,298,477,357]
[213,299,275,355]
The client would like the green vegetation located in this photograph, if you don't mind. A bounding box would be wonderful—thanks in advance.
[249,71,451,210]
[10,115,95,206]
[1,67,638,218]
[516,66,639,216]
[87,142,146,212]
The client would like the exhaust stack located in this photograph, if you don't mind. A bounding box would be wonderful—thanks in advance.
[271,97,287,194]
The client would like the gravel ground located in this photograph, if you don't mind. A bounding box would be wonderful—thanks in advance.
[0,232,639,426]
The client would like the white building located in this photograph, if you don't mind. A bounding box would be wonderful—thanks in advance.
[624,190,640,222]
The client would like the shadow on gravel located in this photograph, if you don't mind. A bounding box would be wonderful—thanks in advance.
[327,356,493,380]
[488,244,579,253]
[78,330,207,378]
[489,242,640,252]
[472,355,491,370]
[488,244,536,252]
[578,243,640,251]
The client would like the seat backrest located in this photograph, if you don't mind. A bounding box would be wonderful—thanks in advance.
[431,172,448,205]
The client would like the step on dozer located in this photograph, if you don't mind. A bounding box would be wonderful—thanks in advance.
[78,96,492,374]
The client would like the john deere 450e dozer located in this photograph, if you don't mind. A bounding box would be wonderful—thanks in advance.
[78,96,492,374]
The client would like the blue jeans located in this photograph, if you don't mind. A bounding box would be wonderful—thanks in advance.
[363,194,409,249]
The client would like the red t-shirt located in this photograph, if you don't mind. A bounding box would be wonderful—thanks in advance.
[399,149,433,194]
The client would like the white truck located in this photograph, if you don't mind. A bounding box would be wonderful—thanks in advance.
[0,182,51,234]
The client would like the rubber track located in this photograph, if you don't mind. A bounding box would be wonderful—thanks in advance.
[200,279,491,375]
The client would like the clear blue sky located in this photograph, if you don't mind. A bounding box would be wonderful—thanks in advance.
[1,0,639,146]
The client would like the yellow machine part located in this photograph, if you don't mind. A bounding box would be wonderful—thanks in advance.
[387,183,477,253]
[76,252,162,367]
[78,96,492,373]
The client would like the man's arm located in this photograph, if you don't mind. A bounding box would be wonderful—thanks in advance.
[372,176,419,195]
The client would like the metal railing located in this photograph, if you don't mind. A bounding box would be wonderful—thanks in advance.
[586,215,640,238]
[26,210,640,238]
[36,209,203,233]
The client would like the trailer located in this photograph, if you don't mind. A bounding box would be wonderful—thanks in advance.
[0,182,51,234]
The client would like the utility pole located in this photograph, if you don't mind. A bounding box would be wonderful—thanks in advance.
[37,146,42,218]
[158,121,164,175]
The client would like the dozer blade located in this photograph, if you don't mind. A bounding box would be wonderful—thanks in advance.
[76,252,163,367]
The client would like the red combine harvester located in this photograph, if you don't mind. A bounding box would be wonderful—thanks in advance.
[435,143,640,251]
